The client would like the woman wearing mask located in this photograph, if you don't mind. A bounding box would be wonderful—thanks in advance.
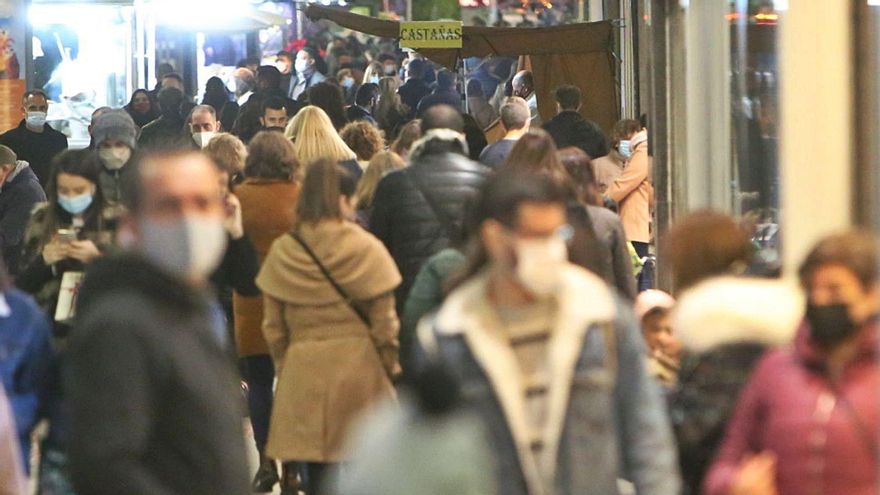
[703,231,880,495]
[257,159,401,495]
[337,68,358,105]
[284,106,361,180]
[593,119,640,195]
[362,62,383,86]
[91,109,139,216]
[233,131,301,492]
[375,77,410,141]
[124,89,159,128]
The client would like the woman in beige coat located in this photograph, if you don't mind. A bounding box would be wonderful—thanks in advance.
[257,158,401,495]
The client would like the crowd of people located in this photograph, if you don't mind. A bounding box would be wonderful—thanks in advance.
[0,33,877,495]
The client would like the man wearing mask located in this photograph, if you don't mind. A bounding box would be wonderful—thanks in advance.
[289,47,326,101]
[275,51,295,98]
[138,87,190,151]
[512,70,542,127]
[0,145,46,275]
[66,150,250,495]
[190,105,220,148]
[260,97,289,132]
[92,109,139,211]
[345,83,379,125]
[0,89,68,188]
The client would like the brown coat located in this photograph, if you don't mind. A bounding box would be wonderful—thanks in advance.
[233,179,300,356]
[607,132,653,243]
[256,221,401,462]
[592,150,626,194]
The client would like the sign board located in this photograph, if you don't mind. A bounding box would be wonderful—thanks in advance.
[399,21,463,49]
[0,0,26,133]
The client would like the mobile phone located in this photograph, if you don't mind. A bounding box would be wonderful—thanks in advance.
[57,229,77,244]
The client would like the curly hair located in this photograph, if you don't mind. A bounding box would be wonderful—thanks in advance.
[339,121,385,162]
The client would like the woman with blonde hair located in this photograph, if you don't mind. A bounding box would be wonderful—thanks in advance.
[203,132,248,188]
[375,77,409,141]
[285,106,361,180]
[354,151,405,227]
[362,61,383,85]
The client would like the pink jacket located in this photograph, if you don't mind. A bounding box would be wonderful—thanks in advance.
[704,322,880,495]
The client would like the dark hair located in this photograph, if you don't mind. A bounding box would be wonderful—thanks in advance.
[307,82,349,130]
[162,72,184,85]
[299,46,319,62]
[41,149,107,244]
[558,146,599,205]
[665,210,754,293]
[245,131,299,180]
[22,89,48,104]
[157,87,185,116]
[555,85,581,111]
[201,77,230,113]
[407,58,426,79]
[612,118,642,143]
[126,89,152,110]
[355,83,380,106]
[799,231,879,290]
[466,79,484,98]
[436,69,456,90]
[296,159,356,226]
[503,129,567,182]
[340,121,384,162]
[261,96,287,116]
[421,104,464,133]
[257,65,282,88]
[276,50,293,61]
[377,53,397,64]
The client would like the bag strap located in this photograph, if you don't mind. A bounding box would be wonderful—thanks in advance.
[288,231,370,327]
[405,169,456,240]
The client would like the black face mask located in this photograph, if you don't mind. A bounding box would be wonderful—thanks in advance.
[806,303,858,349]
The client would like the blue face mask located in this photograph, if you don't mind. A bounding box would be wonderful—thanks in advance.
[369,75,380,85]
[58,193,93,215]
[342,77,355,89]
[618,140,632,159]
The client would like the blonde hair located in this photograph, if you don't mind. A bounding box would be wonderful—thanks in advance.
[285,106,357,164]
[362,61,383,85]
[203,132,247,175]
[354,150,406,210]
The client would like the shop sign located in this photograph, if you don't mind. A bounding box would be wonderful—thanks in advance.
[399,21,463,49]
[0,0,26,133]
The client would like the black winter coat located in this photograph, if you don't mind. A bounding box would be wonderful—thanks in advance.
[0,165,45,275]
[0,121,68,188]
[542,111,609,159]
[369,144,491,313]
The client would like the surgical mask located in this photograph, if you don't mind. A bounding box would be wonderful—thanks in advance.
[99,147,132,170]
[26,111,47,128]
[139,215,227,281]
[618,140,632,159]
[294,59,309,74]
[193,131,216,148]
[514,235,569,298]
[342,77,355,89]
[383,64,398,75]
[58,192,94,215]
[369,75,380,84]
[806,303,859,349]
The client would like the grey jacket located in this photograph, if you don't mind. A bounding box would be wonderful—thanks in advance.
[588,204,637,299]
[414,266,680,495]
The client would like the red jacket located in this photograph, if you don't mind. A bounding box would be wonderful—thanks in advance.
[704,321,879,495]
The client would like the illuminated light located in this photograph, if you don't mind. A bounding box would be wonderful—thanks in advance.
[754,13,779,21]
[870,0,880,5]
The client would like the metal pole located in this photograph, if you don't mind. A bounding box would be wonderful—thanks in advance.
[406,0,413,20]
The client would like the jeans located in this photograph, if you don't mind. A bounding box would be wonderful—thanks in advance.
[240,354,274,455]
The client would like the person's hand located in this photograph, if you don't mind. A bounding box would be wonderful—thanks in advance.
[42,240,69,265]
[730,452,778,495]
[68,240,102,263]
[224,193,244,240]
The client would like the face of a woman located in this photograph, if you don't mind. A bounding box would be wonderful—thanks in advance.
[132,93,151,113]
[56,172,96,200]
[809,264,880,325]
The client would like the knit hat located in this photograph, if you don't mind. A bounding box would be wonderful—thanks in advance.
[634,289,676,322]
[92,109,138,149]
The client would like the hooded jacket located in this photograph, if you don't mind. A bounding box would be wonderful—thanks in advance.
[0,161,46,275]
[66,254,250,495]
[369,130,491,313]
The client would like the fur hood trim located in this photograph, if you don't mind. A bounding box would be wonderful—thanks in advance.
[409,129,469,160]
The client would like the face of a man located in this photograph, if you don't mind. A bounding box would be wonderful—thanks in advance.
[296,51,314,73]
[161,77,184,93]
[190,110,219,134]
[23,94,49,116]
[261,107,288,130]
[275,55,292,75]
[483,202,567,271]
[138,154,224,224]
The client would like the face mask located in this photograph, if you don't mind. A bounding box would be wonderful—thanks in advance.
[99,147,132,170]
[369,75,380,85]
[58,192,94,215]
[383,64,398,75]
[806,303,859,349]
[26,111,47,128]
[139,215,227,281]
[514,236,568,298]
[618,140,632,159]
[342,77,355,89]
[294,59,309,74]
[193,131,216,148]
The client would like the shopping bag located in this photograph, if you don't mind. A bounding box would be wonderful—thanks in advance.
[54,271,84,322]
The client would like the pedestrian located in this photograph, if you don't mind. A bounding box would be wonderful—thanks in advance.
[375,77,410,141]
[235,66,299,144]
[542,85,608,159]
[66,150,250,495]
[259,96,292,133]
[137,87,190,151]
[606,121,652,275]
[307,82,349,131]
[362,61,383,86]
[634,289,680,387]
[390,119,421,161]
[124,88,160,128]
[353,150,406,228]
[512,70,541,126]
[284,105,361,180]
[202,76,239,134]
[91,109,139,212]
[340,120,385,166]
[290,47,328,101]
[256,159,401,495]
[703,231,880,495]
[0,89,68,188]
[370,105,491,316]
[593,118,640,194]
[345,83,379,125]
[466,78,499,131]
[666,210,803,495]
[233,131,301,492]
[397,59,432,119]
[479,96,530,169]
[337,68,358,105]
[0,383,28,495]
[0,145,46,275]
[418,69,462,116]
[412,170,681,495]
[203,132,248,188]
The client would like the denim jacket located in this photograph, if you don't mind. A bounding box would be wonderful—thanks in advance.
[415,266,680,495]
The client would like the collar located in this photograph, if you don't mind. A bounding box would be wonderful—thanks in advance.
[2,161,29,189]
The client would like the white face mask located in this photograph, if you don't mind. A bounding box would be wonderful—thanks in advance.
[514,236,569,298]
[294,59,309,74]
[618,140,632,159]
[139,215,227,282]
[26,111,47,128]
[192,131,216,148]
[99,147,132,170]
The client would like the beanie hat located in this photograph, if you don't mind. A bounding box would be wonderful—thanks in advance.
[92,109,138,149]
[634,289,676,322]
